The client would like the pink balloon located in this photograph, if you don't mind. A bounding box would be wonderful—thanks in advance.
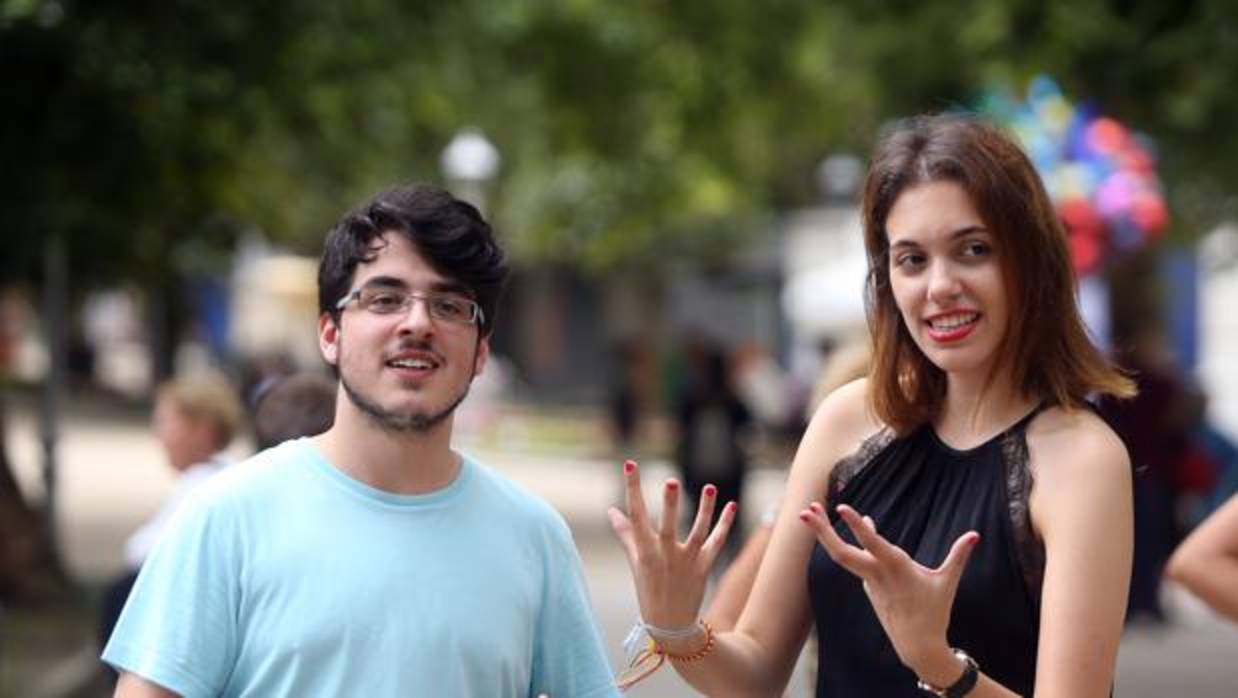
[1096,172,1138,219]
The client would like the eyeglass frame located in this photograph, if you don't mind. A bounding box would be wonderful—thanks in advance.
[335,284,485,326]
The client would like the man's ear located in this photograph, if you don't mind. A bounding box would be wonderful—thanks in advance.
[473,336,490,378]
[319,312,340,367]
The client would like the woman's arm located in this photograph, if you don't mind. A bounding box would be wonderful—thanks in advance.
[1167,493,1238,621]
[1027,409,1133,697]
[704,518,774,631]
[609,379,876,696]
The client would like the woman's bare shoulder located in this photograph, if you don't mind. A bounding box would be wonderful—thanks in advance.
[796,378,886,473]
[810,378,883,441]
[1025,403,1124,467]
[1027,404,1130,494]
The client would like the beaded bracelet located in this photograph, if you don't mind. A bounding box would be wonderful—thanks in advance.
[660,619,715,662]
[616,619,716,691]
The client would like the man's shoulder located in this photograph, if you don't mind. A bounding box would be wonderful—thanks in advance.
[463,456,570,530]
[191,439,315,510]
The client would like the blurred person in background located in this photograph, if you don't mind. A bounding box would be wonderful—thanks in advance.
[251,371,337,451]
[1166,493,1238,622]
[99,376,244,675]
[607,339,646,459]
[704,333,872,633]
[673,340,752,554]
[1103,320,1207,623]
[610,113,1135,697]
[103,184,617,698]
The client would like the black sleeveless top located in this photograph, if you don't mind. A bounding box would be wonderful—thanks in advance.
[808,407,1046,697]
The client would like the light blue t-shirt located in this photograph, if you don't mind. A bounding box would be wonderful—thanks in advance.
[103,439,619,698]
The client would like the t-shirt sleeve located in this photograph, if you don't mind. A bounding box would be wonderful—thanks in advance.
[101,488,242,698]
[529,515,621,698]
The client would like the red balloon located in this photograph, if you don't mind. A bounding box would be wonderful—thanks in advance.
[1119,147,1154,175]
[1131,193,1169,234]
[1059,197,1103,237]
[1087,117,1129,155]
[1070,230,1104,275]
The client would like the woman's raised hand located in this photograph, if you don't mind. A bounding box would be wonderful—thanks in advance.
[799,502,978,675]
[608,460,738,629]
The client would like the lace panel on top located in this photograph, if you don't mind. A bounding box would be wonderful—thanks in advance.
[1000,426,1045,606]
[827,427,896,505]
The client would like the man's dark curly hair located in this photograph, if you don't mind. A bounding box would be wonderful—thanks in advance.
[318,184,509,337]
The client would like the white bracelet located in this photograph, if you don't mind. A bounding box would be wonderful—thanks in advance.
[643,618,703,640]
[622,617,702,658]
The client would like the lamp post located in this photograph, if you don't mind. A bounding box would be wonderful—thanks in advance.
[815,153,863,204]
[441,128,500,215]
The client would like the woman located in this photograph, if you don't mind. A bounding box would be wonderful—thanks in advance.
[1167,493,1238,622]
[610,113,1135,697]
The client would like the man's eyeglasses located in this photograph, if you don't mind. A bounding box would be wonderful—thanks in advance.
[336,286,484,326]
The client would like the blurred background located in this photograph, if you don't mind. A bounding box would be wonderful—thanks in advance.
[3,1,1238,695]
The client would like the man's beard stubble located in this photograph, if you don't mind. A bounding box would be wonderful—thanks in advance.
[338,336,475,434]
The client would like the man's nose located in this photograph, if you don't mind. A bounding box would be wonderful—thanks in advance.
[395,296,436,334]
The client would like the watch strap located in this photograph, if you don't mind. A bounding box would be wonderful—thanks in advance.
[916,648,979,697]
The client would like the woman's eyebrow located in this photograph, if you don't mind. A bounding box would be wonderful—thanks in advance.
[889,224,988,250]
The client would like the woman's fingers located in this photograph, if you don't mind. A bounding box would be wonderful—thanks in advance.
[684,484,718,546]
[660,479,681,540]
[607,507,639,562]
[837,505,902,563]
[622,460,652,531]
[800,502,874,576]
[700,500,738,565]
[937,531,981,589]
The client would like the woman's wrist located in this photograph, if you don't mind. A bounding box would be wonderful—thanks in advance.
[911,644,967,689]
[645,618,710,655]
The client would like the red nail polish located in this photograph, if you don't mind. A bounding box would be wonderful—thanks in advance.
[704,484,717,497]
[666,480,679,491]
[798,511,811,522]
[623,461,635,474]
[728,502,738,513]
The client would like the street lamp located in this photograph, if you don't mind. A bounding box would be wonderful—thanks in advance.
[441,128,500,215]
[815,153,863,203]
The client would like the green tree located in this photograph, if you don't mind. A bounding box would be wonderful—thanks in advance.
[4,0,1238,602]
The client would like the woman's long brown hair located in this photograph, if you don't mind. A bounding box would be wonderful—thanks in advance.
[861,113,1135,433]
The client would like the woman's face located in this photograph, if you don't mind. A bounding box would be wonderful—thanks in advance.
[885,180,1009,381]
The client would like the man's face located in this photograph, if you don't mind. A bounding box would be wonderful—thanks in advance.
[319,233,488,434]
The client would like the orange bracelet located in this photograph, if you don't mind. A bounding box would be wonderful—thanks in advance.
[658,619,715,662]
[615,620,716,691]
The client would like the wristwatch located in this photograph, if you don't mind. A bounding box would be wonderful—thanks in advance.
[916,648,979,697]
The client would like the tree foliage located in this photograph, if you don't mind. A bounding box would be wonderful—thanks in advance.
[3,0,1238,285]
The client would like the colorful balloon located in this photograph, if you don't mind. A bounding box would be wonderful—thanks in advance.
[982,75,1169,275]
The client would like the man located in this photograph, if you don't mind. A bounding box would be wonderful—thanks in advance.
[104,185,619,697]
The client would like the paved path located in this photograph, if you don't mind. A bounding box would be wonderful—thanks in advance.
[5,403,1236,697]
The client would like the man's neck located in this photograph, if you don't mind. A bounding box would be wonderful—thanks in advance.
[313,407,460,495]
